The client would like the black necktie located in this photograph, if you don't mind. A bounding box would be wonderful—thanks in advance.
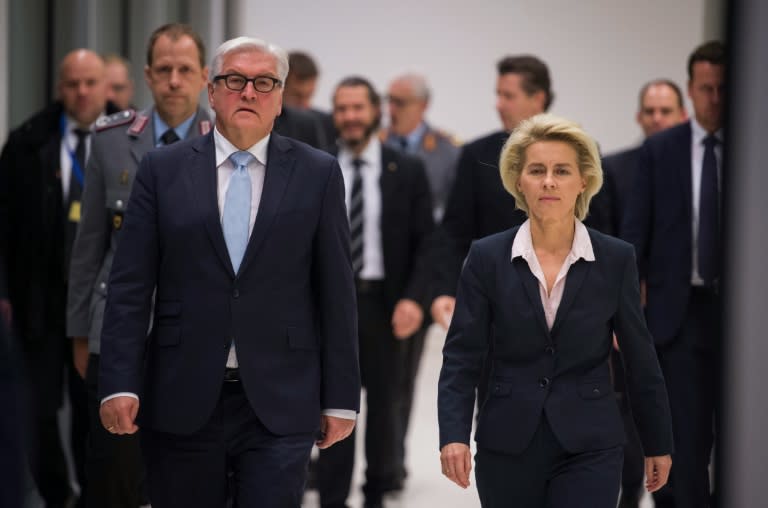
[398,137,409,151]
[698,135,720,285]
[73,128,89,169]
[349,158,365,275]
[161,129,180,145]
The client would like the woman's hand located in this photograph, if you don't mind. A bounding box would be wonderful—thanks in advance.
[645,455,672,492]
[440,442,472,488]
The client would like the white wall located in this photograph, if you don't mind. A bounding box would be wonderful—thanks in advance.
[234,0,707,154]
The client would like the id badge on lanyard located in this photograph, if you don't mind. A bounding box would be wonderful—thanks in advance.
[60,114,86,222]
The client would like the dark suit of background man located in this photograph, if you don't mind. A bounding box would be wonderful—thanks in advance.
[283,50,337,146]
[97,36,360,508]
[623,40,726,508]
[380,71,461,491]
[603,78,687,508]
[67,24,211,508]
[316,77,434,508]
[0,49,115,507]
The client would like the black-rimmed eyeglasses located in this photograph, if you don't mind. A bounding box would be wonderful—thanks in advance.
[213,73,282,93]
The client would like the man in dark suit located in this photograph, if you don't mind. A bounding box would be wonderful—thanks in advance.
[0,48,115,506]
[273,104,329,149]
[68,24,211,508]
[316,76,434,508]
[283,51,337,146]
[603,78,687,508]
[0,315,24,508]
[603,79,687,237]
[97,36,360,507]
[623,40,725,508]
[429,55,553,326]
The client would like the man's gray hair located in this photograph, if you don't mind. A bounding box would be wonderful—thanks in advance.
[210,36,289,82]
[392,72,430,102]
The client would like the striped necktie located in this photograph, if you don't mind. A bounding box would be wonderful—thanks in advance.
[349,158,365,275]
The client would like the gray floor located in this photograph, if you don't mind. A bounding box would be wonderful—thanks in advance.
[303,325,655,507]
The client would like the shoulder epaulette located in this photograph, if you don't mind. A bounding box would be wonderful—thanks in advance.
[378,128,390,142]
[434,128,462,147]
[127,113,150,136]
[95,109,136,132]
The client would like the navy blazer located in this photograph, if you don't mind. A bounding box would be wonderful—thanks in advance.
[99,132,360,436]
[438,226,673,457]
[622,122,694,344]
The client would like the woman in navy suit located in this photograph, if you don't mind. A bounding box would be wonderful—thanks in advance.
[437,114,673,507]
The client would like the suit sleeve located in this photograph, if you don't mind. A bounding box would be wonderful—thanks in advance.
[437,242,491,448]
[67,138,109,338]
[312,159,361,412]
[0,136,18,299]
[433,145,476,298]
[98,152,159,399]
[613,246,674,456]
[622,142,653,278]
[584,160,615,236]
[403,158,435,307]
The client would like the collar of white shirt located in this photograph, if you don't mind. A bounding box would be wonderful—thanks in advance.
[690,116,724,146]
[213,127,270,168]
[339,136,382,169]
[511,218,595,264]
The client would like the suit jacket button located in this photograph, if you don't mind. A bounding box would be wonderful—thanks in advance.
[593,388,601,395]
[539,377,550,388]
[545,346,555,356]
[233,289,240,298]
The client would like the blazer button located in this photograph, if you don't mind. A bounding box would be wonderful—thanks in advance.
[592,387,601,395]
[233,288,240,298]
[545,345,555,356]
[539,377,550,388]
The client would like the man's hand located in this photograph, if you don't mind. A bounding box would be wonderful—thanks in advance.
[316,415,355,449]
[440,442,472,488]
[72,337,89,379]
[99,396,140,435]
[640,280,647,307]
[430,295,455,330]
[392,298,423,339]
[0,298,12,328]
[645,455,672,492]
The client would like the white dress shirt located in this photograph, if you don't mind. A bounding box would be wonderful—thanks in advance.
[511,219,595,330]
[689,118,724,286]
[338,138,386,280]
[60,115,97,201]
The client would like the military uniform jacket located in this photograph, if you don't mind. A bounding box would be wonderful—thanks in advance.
[67,106,212,354]
[382,123,461,221]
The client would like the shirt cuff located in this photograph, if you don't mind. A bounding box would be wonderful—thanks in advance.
[101,392,140,405]
[322,409,357,420]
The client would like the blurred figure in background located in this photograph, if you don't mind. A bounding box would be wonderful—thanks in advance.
[603,78,687,508]
[103,54,136,110]
[623,40,726,508]
[284,51,336,146]
[0,48,116,507]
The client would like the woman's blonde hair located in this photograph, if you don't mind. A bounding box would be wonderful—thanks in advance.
[499,113,603,221]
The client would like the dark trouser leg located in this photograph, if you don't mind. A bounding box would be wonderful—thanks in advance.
[653,288,718,508]
[67,360,88,505]
[356,285,405,503]
[611,350,645,508]
[317,429,355,508]
[394,327,426,488]
[85,354,142,508]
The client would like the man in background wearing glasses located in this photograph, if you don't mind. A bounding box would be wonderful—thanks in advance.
[97,35,360,507]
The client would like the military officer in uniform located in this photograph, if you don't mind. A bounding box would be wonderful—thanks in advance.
[382,72,461,223]
[66,23,210,507]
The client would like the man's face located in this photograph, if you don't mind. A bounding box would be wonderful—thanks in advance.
[386,79,427,136]
[333,85,379,150]
[283,76,316,109]
[105,61,134,110]
[636,84,687,137]
[208,49,283,142]
[496,72,545,132]
[145,34,208,125]
[688,61,725,133]
[57,50,108,127]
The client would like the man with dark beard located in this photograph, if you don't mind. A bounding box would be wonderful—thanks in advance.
[316,76,434,508]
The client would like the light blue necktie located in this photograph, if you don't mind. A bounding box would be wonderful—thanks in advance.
[222,151,254,274]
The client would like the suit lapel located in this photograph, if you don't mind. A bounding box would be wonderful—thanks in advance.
[238,133,295,275]
[550,259,590,336]
[379,146,403,223]
[513,258,550,339]
[188,133,234,276]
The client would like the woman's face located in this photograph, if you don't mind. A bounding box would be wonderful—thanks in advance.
[517,140,586,224]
